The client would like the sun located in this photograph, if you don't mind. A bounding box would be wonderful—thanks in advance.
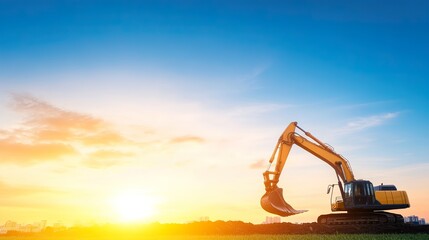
[112,190,156,222]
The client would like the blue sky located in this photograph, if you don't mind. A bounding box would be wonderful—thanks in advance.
[0,1,428,224]
[2,1,428,107]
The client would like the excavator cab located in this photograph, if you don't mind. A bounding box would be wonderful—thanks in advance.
[343,180,377,209]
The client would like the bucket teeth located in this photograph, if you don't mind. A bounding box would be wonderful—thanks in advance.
[260,187,307,217]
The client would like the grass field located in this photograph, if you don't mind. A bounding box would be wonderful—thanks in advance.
[0,235,427,240]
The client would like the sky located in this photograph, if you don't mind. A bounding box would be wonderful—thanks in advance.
[0,0,428,225]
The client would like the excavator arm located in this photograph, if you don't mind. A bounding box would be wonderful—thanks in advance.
[261,122,355,217]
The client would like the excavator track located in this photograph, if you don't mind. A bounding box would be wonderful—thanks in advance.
[317,212,404,225]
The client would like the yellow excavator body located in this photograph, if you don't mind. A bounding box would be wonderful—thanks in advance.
[375,190,410,206]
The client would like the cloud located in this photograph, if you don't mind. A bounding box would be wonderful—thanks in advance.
[249,159,266,169]
[237,64,270,86]
[0,181,57,196]
[83,150,134,169]
[10,93,104,131]
[335,100,395,110]
[338,112,400,134]
[9,93,127,145]
[170,136,205,144]
[0,94,132,166]
[0,180,69,210]
[0,140,76,165]
[174,159,194,167]
[80,131,128,146]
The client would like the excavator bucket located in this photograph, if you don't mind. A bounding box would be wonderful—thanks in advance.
[261,187,307,217]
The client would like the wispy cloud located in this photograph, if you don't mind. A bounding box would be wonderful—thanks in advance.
[249,159,266,169]
[83,150,134,169]
[335,100,396,110]
[9,93,127,145]
[240,64,270,83]
[338,112,400,134]
[170,136,205,144]
[80,131,127,146]
[0,94,132,166]
[10,93,104,131]
[0,180,60,197]
[0,140,76,165]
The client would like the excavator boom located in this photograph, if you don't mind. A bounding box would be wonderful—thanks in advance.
[261,122,354,217]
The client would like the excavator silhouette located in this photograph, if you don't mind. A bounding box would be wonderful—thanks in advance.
[261,122,410,224]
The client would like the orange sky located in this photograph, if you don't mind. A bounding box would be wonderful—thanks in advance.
[1,0,429,227]
[0,93,427,225]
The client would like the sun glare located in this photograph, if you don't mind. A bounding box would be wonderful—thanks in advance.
[112,190,156,223]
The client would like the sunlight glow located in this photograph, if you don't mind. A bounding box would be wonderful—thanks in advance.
[112,190,156,222]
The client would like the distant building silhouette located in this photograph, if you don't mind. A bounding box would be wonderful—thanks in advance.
[0,220,48,234]
[263,216,281,224]
[404,215,426,225]
[199,216,210,222]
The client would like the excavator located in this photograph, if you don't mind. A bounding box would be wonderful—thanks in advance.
[261,122,410,225]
